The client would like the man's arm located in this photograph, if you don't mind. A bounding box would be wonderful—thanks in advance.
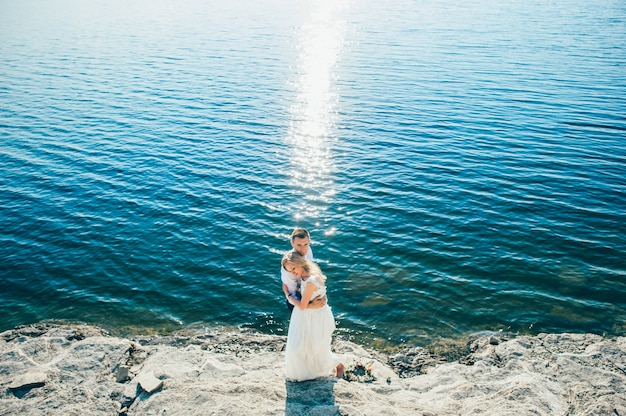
[283,283,297,306]
[307,295,327,309]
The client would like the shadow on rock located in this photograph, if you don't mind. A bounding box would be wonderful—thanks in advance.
[285,378,343,416]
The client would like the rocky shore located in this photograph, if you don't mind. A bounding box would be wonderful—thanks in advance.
[1,323,625,415]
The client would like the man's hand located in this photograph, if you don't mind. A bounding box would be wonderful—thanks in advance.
[308,295,327,309]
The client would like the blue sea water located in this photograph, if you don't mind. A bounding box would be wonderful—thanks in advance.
[1,0,625,348]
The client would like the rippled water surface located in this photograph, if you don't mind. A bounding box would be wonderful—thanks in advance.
[1,0,625,347]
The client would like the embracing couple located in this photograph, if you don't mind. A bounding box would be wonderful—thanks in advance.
[280,228,345,381]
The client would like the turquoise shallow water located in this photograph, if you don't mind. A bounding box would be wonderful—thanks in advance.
[1,0,625,348]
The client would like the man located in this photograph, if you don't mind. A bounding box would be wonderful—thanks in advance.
[281,228,326,311]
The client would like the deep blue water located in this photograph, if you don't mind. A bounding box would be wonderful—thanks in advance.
[1,0,625,348]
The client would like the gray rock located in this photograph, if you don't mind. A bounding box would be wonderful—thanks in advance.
[2,323,626,416]
[116,365,130,383]
[122,381,139,404]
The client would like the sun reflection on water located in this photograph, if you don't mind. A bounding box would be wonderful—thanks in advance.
[287,0,348,223]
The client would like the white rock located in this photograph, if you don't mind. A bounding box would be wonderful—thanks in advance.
[135,371,164,394]
[8,370,46,390]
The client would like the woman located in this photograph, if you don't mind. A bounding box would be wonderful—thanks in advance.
[281,251,344,381]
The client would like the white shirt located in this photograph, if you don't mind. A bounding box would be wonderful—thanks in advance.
[280,247,313,296]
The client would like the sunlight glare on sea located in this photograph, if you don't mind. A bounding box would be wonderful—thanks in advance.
[286,0,349,225]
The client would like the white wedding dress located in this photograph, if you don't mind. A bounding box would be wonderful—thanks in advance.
[285,274,339,381]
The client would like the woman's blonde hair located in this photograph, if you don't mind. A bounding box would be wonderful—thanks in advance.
[281,251,327,283]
